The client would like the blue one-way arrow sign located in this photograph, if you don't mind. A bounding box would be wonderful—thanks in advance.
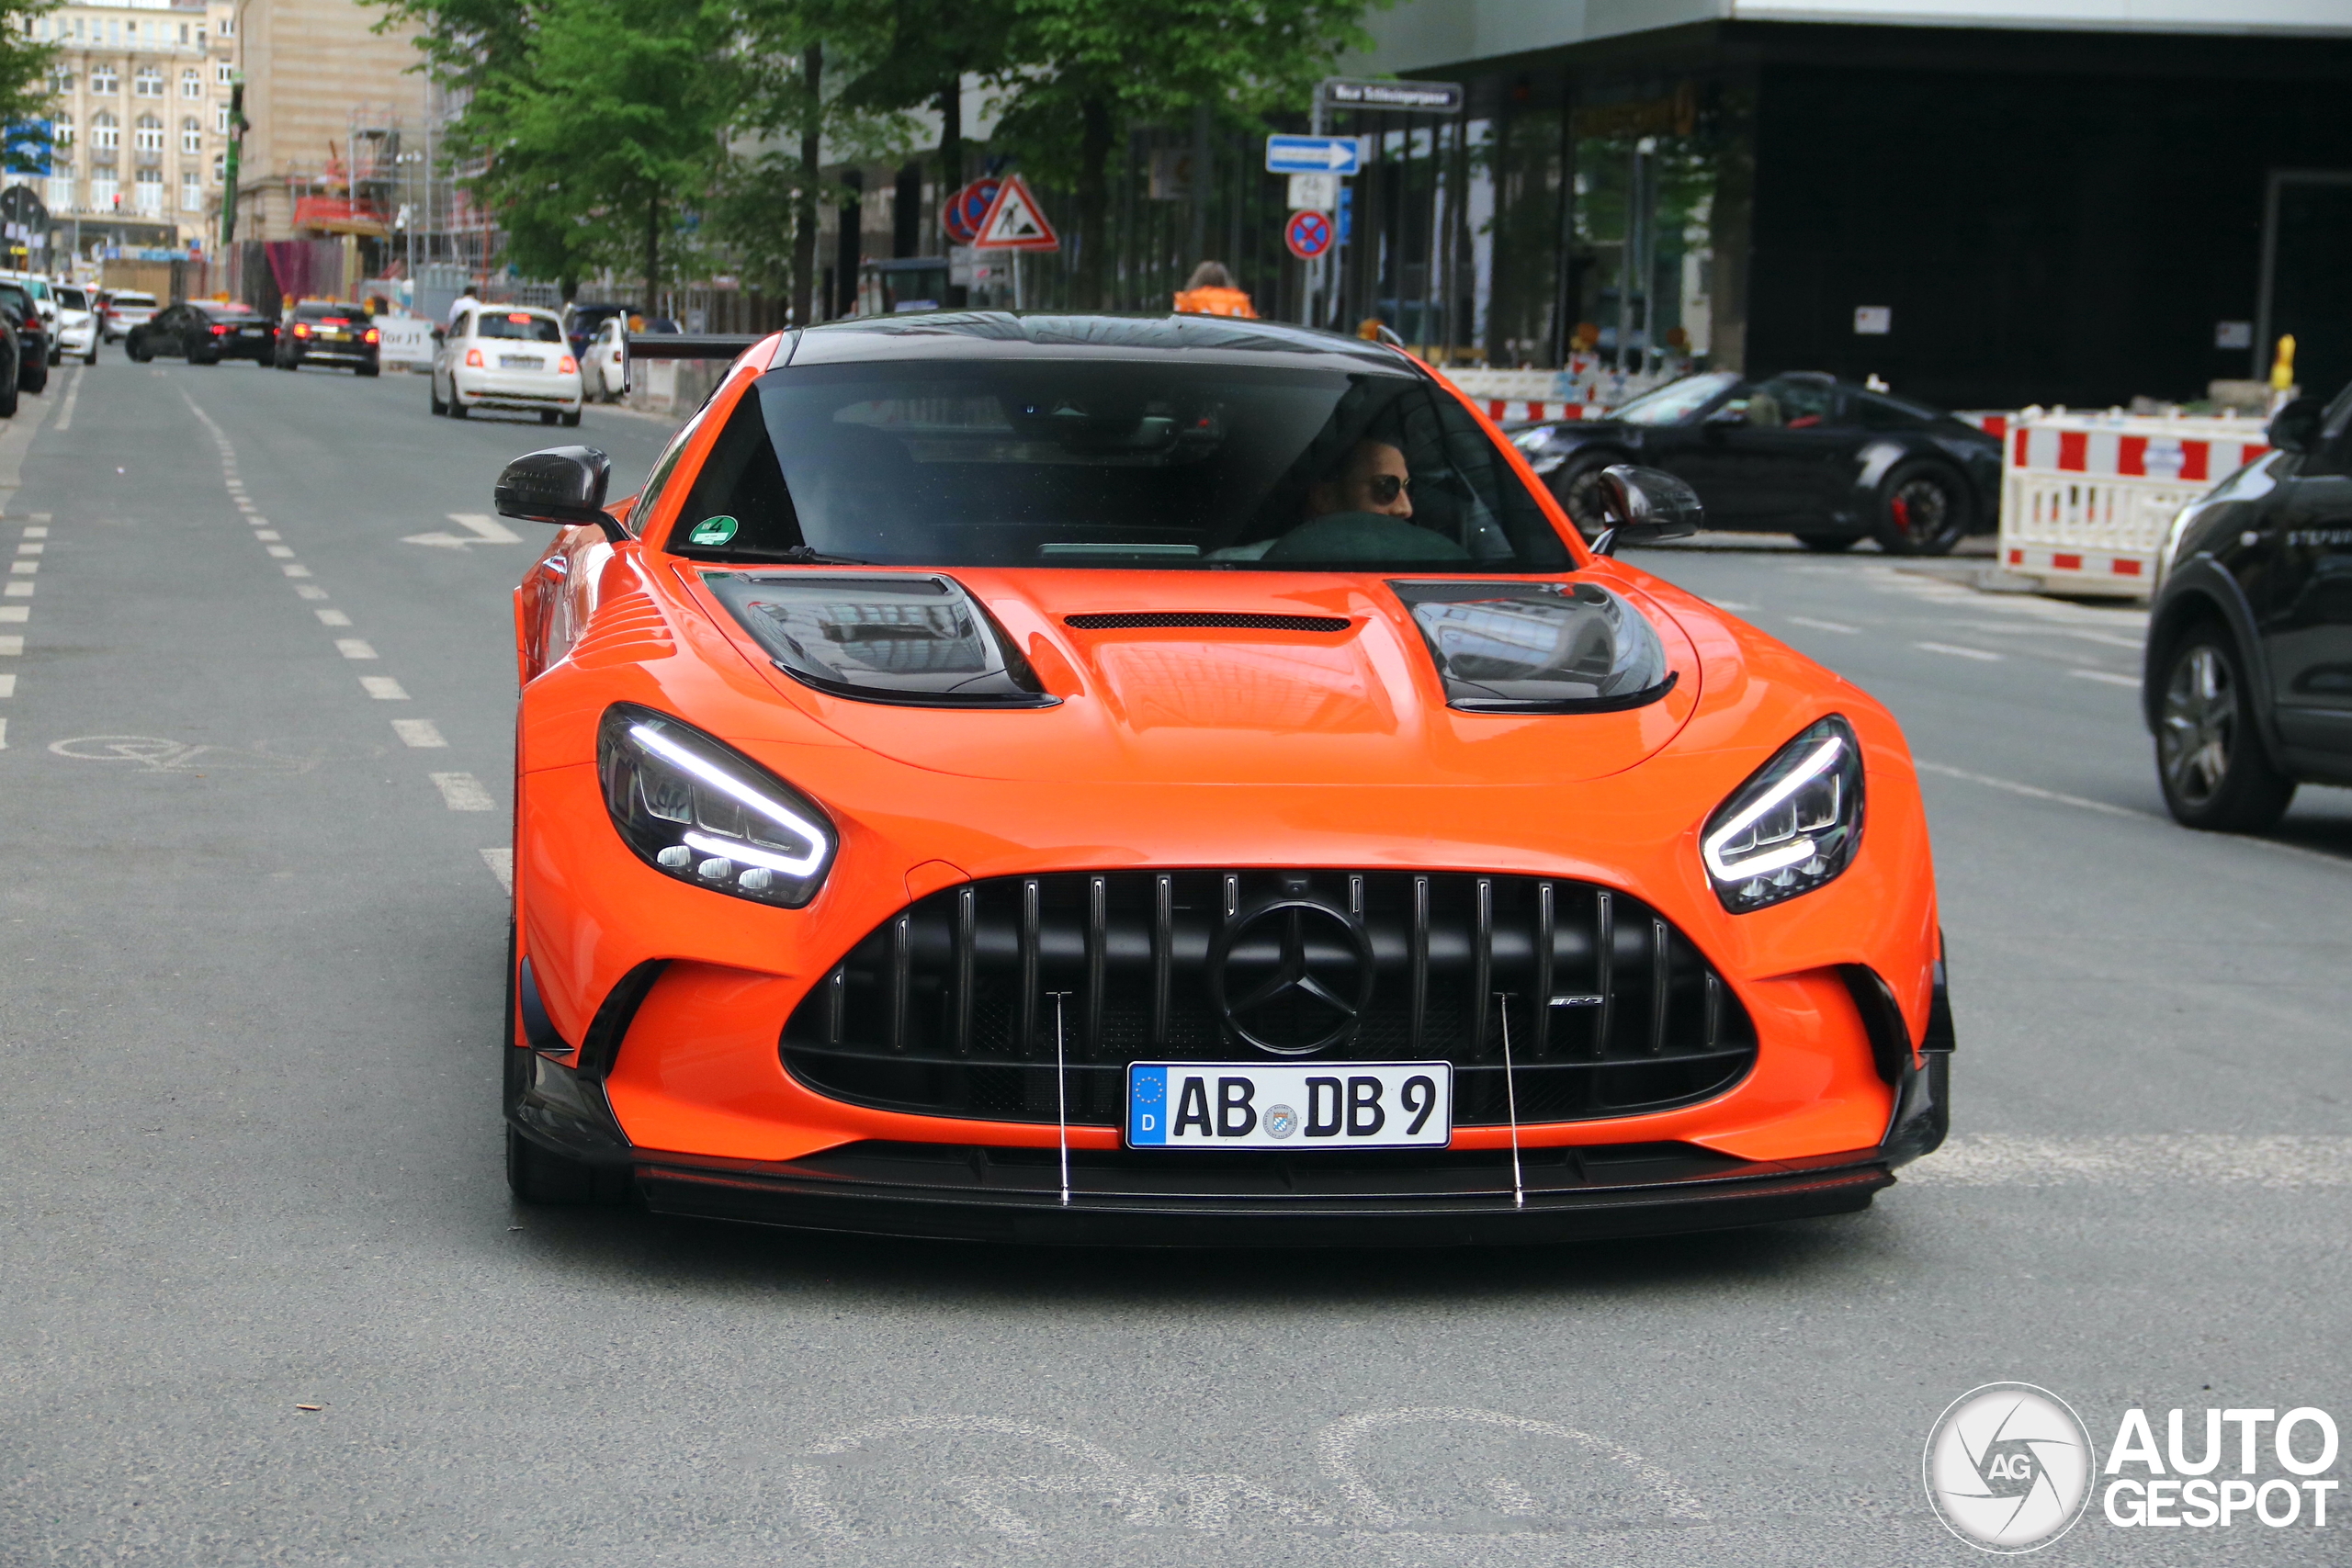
[1264,135,1362,175]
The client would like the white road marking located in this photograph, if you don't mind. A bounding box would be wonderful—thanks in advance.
[2070,669,2140,687]
[0,605,23,622]
[1914,640,2001,660]
[1910,1134,2352,1189]
[294,585,328,601]
[392,718,447,748]
[1786,615,1859,633]
[2064,628,2145,650]
[281,564,311,578]
[243,516,266,526]
[360,676,409,700]
[431,772,495,811]
[20,525,45,537]
[1708,599,1758,611]
[265,546,294,559]
[447,512,525,543]
[0,716,8,749]
[0,636,20,655]
[1916,760,2141,818]
[480,847,514,891]
[0,673,15,697]
[334,638,377,660]
[4,581,29,596]
[254,529,280,541]
[9,561,35,574]
[16,543,41,555]
[51,368,81,432]
[315,609,351,626]
[24,513,46,522]
[400,530,471,550]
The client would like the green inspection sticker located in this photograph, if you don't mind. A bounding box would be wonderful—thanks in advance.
[686,514,739,547]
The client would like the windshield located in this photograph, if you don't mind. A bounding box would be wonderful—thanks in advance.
[1611,371,1739,426]
[669,360,1572,571]
[56,288,85,309]
[479,312,562,343]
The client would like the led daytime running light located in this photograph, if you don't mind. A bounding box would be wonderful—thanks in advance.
[1700,735,1846,882]
[628,722,828,874]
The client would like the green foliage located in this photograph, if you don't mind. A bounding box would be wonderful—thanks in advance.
[0,1,60,145]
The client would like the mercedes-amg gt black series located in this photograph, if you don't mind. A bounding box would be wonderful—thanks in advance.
[1508,370,2002,556]
[2145,381,2352,831]
[129,301,276,365]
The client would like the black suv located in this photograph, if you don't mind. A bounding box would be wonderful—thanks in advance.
[2146,382,2352,829]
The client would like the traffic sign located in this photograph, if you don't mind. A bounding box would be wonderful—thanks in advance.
[1265,135,1362,175]
[1286,173,1338,213]
[971,174,1060,253]
[1283,209,1333,261]
[940,177,1001,246]
[1320,77,1465,115]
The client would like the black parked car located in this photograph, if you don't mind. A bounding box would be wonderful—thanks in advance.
[0,288,25,415]
[274,299,380,374]
[2144,382,2352,832]
[129,301,276,365]
[1507,370,2002,555]
[0,280,48,396]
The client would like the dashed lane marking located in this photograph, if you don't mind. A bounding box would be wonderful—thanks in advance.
[0,636,21,655]
[359,676,410,700]
[254,529,280,541]
[431,772,495,811]
[334,638,378,660]
[294,584,328,601]
[1911,1134,2352,1188]
[480,847,514,892]
[315,609,351,626]
[1916,760,2141,818]
[1914,640,2001,660]
[280,564,311,578]
[2069,669,2140,687]
[4,581,30,596]
[1785,615,1859,633]
[0,673,14,697]
[20,525,45,537]
[51,367,82,432]
[16,542,41,555]
[8,560,35,574]
[392,719,447,749]
[0,606,21,622]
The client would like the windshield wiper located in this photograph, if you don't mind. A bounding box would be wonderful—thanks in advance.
[696,544,873,565]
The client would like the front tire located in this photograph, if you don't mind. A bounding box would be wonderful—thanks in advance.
[2155,629,2295,831]
[560,408,582,428]
[1795,532,1860,552]
[539,409,559,425]
[83,344,96,366]
[1549,452,1632,540]
[1871,462,1970,556]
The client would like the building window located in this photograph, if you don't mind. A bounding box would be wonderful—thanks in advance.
[92,65,118,95]
[134,66,164,97]
[181,173,201,212]
[48,66,70,94]
[219,13,233,35]
[180,117,199,154]
[134,116,162,152]
[91,174,118,209]
[211,152,224,184]
[214,101,230,134]
[181,69,201,99]
[51,112,72,149]
[46,175,73,211]
[133,166,163,214]
[92,113,118,151]
[215,61,232,86]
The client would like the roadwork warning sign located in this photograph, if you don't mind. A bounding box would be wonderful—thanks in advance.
[973,175,1061,252]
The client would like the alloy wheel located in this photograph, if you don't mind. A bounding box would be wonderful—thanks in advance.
[2159,644,2234,807]
[1884,473,1960,553]
[1560,464,1616,536]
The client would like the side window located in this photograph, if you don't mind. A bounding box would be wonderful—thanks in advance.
[627,401,719,537]
[1849,393,1927,432]
[2305,388,2352,479]
[1747,378,1837,429]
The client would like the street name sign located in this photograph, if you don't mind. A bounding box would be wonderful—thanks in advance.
[1265,135,1362,175]
[1320,78,1464,115]
[971,175,1060,252]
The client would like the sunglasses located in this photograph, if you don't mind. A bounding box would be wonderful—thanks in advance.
[1364,474,1412,504]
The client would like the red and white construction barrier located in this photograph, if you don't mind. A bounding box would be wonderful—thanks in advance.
[1478,400,1609,424]
[1996,410,2269,596]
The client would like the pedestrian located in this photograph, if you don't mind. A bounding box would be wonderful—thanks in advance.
[1171,262,1256,320]
[446,285,481,329]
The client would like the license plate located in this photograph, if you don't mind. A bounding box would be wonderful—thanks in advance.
[1125,1061,1451,1150]
[321,331,345,341]
[242,326,263,335]
[500,355,542,369]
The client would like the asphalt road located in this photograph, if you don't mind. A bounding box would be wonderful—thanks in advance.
[2,360,2346,1564]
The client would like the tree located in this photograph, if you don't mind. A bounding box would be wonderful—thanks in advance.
[990,0,1382,308]
[0,5,61,175]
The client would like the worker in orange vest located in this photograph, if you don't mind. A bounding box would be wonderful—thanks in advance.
[1172,262,1256,319]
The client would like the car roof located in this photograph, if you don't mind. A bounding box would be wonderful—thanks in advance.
[786,311,1422,377]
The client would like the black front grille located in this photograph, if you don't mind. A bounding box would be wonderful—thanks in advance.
[1063,612,1351,632]
[781,871,1755,1129]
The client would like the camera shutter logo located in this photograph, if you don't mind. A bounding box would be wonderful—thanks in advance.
[1924,1383,2096,1552]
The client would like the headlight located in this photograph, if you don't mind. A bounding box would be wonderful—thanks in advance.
[596,705,838,908]
[1700,716,1864,912]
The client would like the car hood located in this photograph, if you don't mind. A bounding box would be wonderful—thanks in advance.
[675,565,1703,786]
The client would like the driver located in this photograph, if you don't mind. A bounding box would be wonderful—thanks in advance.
[1306,438,1414,522]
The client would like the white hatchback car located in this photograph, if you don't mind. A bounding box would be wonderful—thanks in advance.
[430,306,583,425]
[587,316,628,401]
[51,283,99,365]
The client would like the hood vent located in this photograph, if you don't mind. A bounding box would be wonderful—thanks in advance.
[1064,612,1350,633]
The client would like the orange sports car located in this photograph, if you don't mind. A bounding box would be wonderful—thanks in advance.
[494,315,1951,1245]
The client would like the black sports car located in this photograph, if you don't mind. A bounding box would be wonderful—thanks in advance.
[1507,370,2002,556]
[2145,381,2352,831]
[129,301,277,366]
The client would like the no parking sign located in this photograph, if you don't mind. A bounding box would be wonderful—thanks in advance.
[1283,209,1333,261]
